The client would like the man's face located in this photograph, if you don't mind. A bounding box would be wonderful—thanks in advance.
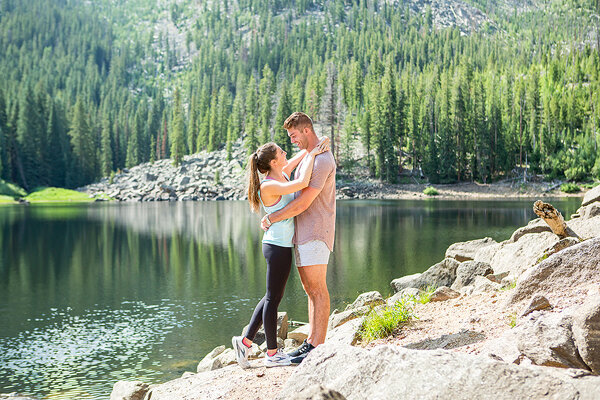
[287,126,308,150]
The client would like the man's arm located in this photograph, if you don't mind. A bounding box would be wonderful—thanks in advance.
[260,186,321,231]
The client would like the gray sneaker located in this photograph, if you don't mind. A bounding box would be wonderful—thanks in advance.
[232,336,251,369]
[264,348,292,367]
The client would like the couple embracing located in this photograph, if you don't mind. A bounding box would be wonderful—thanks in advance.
[232,112,336,368]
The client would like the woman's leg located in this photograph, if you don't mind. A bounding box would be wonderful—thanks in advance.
[261,244,292,350]
[244,244,292,346]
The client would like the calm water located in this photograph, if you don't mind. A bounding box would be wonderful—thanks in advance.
[0,198,581,399]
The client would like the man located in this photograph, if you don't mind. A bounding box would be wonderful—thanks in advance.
[260,111,336,364]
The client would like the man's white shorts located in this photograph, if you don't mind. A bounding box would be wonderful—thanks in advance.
[294,240,331,267]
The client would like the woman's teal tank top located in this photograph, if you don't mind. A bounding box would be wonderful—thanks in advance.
[259,172,295,247]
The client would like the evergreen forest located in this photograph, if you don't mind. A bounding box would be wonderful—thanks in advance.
[0,0,599,190]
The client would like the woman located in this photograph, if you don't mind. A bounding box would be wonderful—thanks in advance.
[232,137,330,368]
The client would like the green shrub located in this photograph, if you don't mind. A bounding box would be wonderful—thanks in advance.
[23,187,95,203]
[423,186,439,196]
[416,286,436,304]
[509,312,517,328]
[560,183,580,193]
[0,179,27,198]
[358,300,414,343]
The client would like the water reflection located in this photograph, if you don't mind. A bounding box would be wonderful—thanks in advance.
[0,198,582,399]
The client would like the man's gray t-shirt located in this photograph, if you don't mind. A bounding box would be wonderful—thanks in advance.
[293,150,336,251]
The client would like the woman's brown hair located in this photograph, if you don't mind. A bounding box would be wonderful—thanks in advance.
[247,142,278,213]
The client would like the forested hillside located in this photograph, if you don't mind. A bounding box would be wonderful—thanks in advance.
[0,0,599,190]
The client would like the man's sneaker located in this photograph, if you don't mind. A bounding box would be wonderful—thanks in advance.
[232,336,251,369]
[264,348,292,367]
[287,339,315,364]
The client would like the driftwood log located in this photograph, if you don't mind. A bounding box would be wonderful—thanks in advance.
[533,200,577,239]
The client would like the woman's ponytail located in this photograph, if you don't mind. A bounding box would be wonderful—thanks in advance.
[245,143,278,213]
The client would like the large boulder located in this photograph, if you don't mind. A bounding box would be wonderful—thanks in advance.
[516,311,589,370]
[451,261,494,291]
[567,215,600,239]
[506,237,600,307]
[475,232,559,277]
[196,345,226,373]
[345,291,384,311]
[582,184,600,206]
[387,287,422,306]
[572,293,600,374]
[288,385,347,400]
[445,237,497,261]
[329,306,370,330]
[110,381,150,400]
[288,324,310,343]
[391,258,460,292]
[508,218,552,243]
[278,343,600,400]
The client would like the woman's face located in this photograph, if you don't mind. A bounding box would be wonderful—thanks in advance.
[270,146,287,170]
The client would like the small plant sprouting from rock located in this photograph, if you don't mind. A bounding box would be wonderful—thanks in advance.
[509,312,517,328]
[416,286,436,304]
[358,300,414,343]
[501,280,517,291]
[423,186,439,196]
[214,170,221,185]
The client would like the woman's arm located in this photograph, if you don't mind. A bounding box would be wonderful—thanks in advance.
[261,153,318,197]
[282,149,308,178]
[261,138,330,197]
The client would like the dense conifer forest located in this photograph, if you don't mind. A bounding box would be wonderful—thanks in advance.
[0,0,599,189]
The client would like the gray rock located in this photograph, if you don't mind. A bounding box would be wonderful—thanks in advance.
[475,232,559,277]
[509,218,552,243]
[287,385,347,400]
[144,173,157,182]
[329,306,370,330]
[451,261,493,291]
[345,291,384,311]
[110,380,150,400]
[404,329,486,350]
[519,294,552,318]
[572,294,600,374]
[567,214,600,239]
[479,326,523,364]
[517,311,589,370]
[178,176,190,186]
[391,258,460,292]
[579,203,600,219]
[429,286,460,302]
[542,237,581,257]
[214,348,236,368]
[471,275,502,294]
[507,238,600,307]
[325,317,362,347]
[288,324,310,343]
[196,345,226,373]
[278,343,600,400]
[485,271,509,283]
[445,237,497,261]
[582,184,600,206]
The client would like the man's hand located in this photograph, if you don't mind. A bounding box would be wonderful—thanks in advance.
[260,215,271,231]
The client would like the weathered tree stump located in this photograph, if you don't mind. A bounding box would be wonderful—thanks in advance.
[533,200,577,239]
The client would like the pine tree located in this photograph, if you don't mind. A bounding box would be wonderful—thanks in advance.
[188,93,198,154]
[16,85,41,189]
[258,65,275,143]
[100,115,113,176]
[68,98,96,187]
[274,80,293,154]
[244,114,258,155]
[170,88,185,166]
[321,62,339,159]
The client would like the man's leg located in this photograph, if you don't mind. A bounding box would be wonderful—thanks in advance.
[298,264,329,346]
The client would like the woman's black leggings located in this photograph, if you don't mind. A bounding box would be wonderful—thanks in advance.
[244,243,292,350]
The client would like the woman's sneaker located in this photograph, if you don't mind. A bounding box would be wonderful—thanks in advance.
[232,336,251,369]
[287,339,315,364]
[264,348,292,367]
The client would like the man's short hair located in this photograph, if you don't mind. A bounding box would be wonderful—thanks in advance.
[283,112,314,131]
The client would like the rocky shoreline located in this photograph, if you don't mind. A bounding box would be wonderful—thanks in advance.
[104,184,600,400]
[78,138,584,202]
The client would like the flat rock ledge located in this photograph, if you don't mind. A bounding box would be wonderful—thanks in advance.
[280,343,600,400]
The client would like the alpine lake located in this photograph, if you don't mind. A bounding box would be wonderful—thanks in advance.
[0,197,581,399]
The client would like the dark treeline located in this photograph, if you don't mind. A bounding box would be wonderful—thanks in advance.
[0,0,599,190]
